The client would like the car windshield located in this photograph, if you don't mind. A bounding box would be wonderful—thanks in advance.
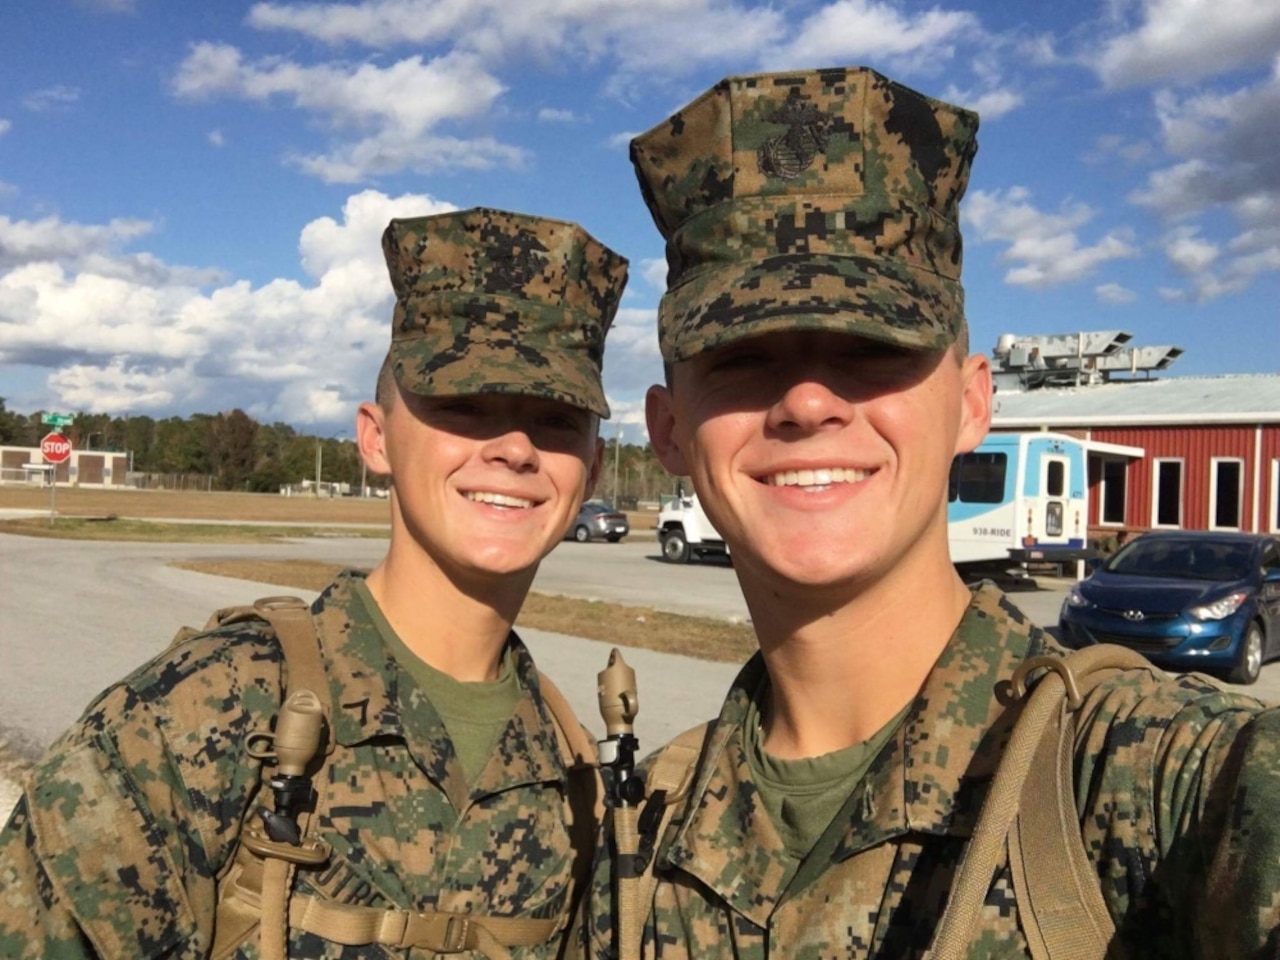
[1105,539,1256,582]
[581,503,613,515]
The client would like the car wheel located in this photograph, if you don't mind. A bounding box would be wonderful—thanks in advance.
[1228,621,1265,685]
[660,528,690,563]
[573,525,591,543]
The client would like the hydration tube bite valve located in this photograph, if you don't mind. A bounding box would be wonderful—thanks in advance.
[597,649,645,807]
[260,690,325,845]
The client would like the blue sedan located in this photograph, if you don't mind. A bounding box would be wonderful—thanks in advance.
[1059,530,1280,684]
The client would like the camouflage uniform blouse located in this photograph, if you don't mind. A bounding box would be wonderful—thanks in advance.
[573,582,1280,959]
[0,571,585,959]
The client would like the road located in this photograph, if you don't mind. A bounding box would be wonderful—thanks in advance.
[4,530,1280,815]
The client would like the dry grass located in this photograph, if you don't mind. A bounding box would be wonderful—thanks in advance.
[0,486,391,524]
[174,559,756,664]
[0,516,388,542]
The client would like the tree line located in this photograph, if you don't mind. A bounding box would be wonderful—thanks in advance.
[0,398,680,502]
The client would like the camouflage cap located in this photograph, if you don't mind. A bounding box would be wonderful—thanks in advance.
[382,207,628,417]
[630,66,979,362]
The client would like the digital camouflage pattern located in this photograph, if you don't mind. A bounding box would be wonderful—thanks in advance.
[630,67,977,362]
[571,582,1280,959]
[0,571,589,958]
[384,208,629,417]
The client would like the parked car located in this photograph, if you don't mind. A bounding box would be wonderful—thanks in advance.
[566,501,629,543]
[1059,530,1280,684]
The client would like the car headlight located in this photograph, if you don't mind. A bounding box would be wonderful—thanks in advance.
[1188,592,1249,621]
[1065,586,1093,609]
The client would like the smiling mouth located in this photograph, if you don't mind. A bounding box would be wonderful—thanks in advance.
[463,491,537,509]
[762,467,872,488]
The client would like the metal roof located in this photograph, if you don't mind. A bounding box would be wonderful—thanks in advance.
[991,374,1280,427]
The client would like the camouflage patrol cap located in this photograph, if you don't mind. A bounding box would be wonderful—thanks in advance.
[382,207,628,417]
[630,66,979,361]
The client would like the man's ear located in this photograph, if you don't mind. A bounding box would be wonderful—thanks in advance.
[646,384,691,476]
[356,401,393,475]
[954,351,993,455]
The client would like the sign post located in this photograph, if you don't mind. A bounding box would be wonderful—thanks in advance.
[40,431,73,524]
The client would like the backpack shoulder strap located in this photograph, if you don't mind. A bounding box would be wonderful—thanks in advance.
[1007,645,1152,960]
[926,644,1152,960]
[535,669,605,937]
[615,720,713,960]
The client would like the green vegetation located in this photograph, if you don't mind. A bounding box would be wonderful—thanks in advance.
[0,398,677,504]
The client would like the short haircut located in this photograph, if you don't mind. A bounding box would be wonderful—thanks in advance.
[375,354,398,412]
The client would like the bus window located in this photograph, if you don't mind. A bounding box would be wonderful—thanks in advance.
[1046,460,1066,497]
[949,452,1007,504]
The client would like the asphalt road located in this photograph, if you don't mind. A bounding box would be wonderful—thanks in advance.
[4,530,1279,815]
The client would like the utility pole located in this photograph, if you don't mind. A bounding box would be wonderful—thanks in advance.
[613,425,624,505]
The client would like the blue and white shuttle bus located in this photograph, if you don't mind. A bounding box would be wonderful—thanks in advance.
[947,432,1143,571]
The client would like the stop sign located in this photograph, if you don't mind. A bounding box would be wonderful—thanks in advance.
[41,432,73,464]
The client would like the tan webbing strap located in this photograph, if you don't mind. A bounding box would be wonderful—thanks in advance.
[537,671,597,773]
[925,645,1153,960]
[536,669,605,941]
[616,722,709,960]
[1008,694,1112,960]
[288,894,558,956]
[254,597,334,740]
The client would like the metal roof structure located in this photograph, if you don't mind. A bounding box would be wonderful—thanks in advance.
[991,374,1280,427]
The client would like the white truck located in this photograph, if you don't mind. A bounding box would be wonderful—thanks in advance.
[655,490,728,563]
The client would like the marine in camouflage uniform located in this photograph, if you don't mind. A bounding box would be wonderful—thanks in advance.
[570,68,1280,959]
[0,208,629,958]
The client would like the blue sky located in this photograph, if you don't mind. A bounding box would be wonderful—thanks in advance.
[1,0,1278,438]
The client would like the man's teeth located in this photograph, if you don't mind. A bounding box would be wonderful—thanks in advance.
[464,491,535,508]
[765,467,869,487]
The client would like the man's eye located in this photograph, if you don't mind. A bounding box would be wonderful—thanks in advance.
[708,351,768,373]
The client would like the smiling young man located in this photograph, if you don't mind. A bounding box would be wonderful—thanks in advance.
[0,208,627,959]
[572,67,1280,959]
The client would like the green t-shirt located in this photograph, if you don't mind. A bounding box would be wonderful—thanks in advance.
[354,581,522,784]
[744,682,910,866]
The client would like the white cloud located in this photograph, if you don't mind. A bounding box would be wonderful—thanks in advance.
[0,119,11,137]
[1095,0,1280,87]
[640,258,667,292]
[965,187,1140,287]
[0,192,445,425]
[1096,282,1136,303]
[0,190,664,428]
[941,84,1022,119]
[538,108,575,122]
[208,129,226,147]
[607,131,638,150]
[1127,67,1280,299]
[1158,224,1280,301]
[22,86,80,112]
[766,0,981,70]
[602,306,663,398]
[1165,226,1220,273]
[173,43,523,182]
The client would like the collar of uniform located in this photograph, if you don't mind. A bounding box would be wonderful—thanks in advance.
[315,573,567,813]
[657,582,1046,924]
[656,654,791,928]
[829,582,1046,858]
